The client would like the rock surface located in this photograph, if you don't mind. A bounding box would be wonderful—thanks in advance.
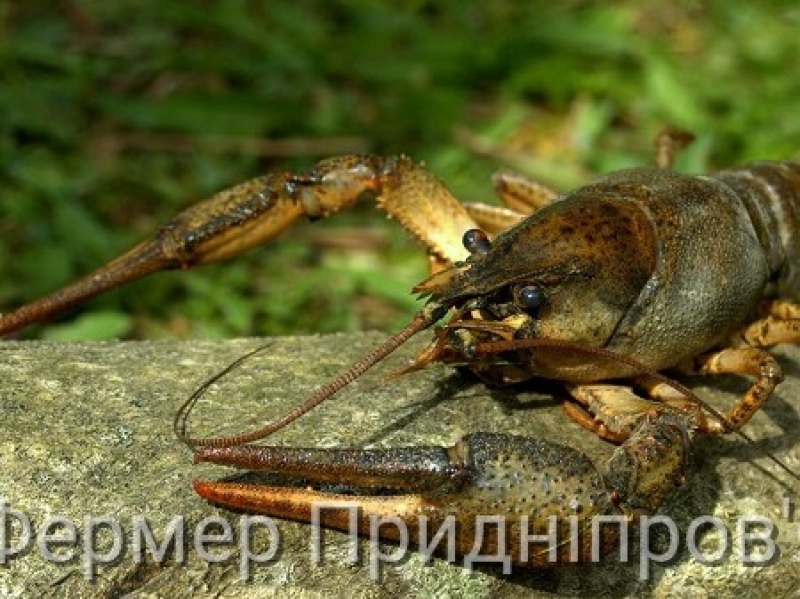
[0,333,798,598]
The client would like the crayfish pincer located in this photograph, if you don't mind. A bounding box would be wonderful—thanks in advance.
[3,131,800,566]
[192,420,688,566]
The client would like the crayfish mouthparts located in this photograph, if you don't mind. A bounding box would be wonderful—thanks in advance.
[193,417,688,566]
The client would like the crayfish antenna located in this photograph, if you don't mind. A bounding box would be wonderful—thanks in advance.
[174,302,450,449]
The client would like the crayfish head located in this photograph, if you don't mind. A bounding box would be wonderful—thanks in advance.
[412,193,658,382]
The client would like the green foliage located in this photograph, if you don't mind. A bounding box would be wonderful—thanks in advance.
[2,2,800,339]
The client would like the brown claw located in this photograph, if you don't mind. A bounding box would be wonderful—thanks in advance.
[1,154,477,335]
[0,174,305,336]
[193,432,683,566]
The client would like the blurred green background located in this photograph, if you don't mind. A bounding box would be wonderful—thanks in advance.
[2,1,800,340]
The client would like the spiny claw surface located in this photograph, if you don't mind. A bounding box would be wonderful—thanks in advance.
[194,421,688,566]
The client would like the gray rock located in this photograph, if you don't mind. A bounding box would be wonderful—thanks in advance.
[0,334,798,598]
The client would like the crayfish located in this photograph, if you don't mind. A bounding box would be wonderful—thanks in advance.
[2,130,799,567]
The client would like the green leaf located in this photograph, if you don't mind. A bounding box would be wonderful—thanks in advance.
[41,312,134,342]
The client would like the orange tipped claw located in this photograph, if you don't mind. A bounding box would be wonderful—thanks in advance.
[192,425,687,566]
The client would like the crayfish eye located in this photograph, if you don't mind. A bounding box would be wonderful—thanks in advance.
[462,228,491,255]
[517,285,545,312]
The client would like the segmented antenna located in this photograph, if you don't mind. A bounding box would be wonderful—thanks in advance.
[174,303,446,449]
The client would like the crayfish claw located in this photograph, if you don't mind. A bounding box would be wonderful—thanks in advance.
[194,419,688,566]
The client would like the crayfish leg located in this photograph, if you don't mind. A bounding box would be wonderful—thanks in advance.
[461,203,526,236]
[690,346,784,433]
[654,127,695,169]
[566,383,669,442]
[491,171,560,213]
